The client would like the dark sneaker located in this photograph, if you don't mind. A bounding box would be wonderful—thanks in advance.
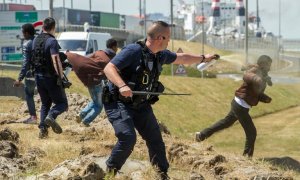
[45,116,62,134]
[76,114,82,123]
[23,116,38,124]
[82,121,90,127]
[195,132,205,142]
[159,172,170,180]
[39,128,48,139]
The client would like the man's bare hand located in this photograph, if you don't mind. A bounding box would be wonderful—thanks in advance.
[203,54,220,62]
[119,85,132,98]
[13,80,22,87]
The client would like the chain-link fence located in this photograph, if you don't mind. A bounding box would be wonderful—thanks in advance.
[205,35,281,70]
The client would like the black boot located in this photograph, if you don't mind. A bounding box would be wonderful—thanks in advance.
[159,171,170,180]
[45,115,62,134]
[39,128,48,139]
[195,132,206,142]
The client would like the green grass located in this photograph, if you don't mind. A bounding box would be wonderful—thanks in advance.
[2,40,300,165]
[2,69,300,140]
[152,76,300,139]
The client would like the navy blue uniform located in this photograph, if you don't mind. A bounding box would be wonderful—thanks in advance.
[32,33,68,129]
[104,43,176,173]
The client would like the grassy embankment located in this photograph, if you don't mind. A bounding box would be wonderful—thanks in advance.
[1,40,300,172]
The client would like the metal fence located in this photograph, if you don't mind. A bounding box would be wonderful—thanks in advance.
[206,35,281,70]
[282,39,300,52]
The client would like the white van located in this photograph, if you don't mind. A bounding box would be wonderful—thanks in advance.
[57,32,112,56]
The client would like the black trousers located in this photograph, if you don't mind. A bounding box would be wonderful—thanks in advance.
[201,99,256,157]
[36,75,68,129]
[104,101,169,173]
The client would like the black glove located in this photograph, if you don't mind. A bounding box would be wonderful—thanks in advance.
[59,52,67,62]
[213,54,220,60]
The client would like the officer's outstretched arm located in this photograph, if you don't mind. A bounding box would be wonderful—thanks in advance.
[173,53,219,65]
[104,62,132,97]
[52,54,64,79]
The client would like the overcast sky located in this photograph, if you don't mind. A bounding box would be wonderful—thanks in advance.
[4,0,299,39]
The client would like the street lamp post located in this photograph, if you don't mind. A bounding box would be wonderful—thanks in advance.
[63,0,65,31]
[278,0,281,70]
[37,0,43,10]
[256,0,259,28]
[139,0,143,35]
[201,0,205,55]
[278,0,281,39]
[223,0,226,50]
[139,0,142,17]
[200,0,206,78]
[193,0,196,36]
[89,0,91,11]
[244,0,248,64]
[170,0,174,76]
[3,0,6,11]
[143,0,147,38]
[49,0,53,17]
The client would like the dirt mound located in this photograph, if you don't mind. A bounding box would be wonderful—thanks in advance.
[61,93,90,121]
[0,128,19,142]
[263,157,300,173]
[0,128,44,179]
[33,155,148,179]
[0,141,19,158]
[0,93,90,124]
[166,142,294,179]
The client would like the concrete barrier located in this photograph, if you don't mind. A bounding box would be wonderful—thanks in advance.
[0,77,25,99]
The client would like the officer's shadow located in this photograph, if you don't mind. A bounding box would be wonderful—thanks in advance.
[260,156,300,173]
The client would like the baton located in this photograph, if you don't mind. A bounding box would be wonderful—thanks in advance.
[132,91,191,96]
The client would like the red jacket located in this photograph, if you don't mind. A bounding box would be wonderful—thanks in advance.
[66,50,112,87]
[235,65,271,106]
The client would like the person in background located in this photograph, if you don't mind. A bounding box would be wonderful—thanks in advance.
[103,21,219,179]
[195,55,273,158]
[70,38,118,126]
[14,23,37,124]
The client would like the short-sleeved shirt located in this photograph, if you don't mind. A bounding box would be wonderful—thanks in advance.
[32,34,59,57]
[32,33,60,75]
[110,43,177,83]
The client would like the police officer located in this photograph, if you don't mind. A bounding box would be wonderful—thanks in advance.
[103,21,219,179]
[32,17,68,138]
[14,23,37,124]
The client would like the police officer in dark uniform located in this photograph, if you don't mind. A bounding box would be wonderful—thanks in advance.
[32,17,68,138]
[103,21,219,179]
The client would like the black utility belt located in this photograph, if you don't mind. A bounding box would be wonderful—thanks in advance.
[102,91,148,104]
[102,91,119,104]
[35,73,56,78]
[102,91,159,108]
[25,77,35,81]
